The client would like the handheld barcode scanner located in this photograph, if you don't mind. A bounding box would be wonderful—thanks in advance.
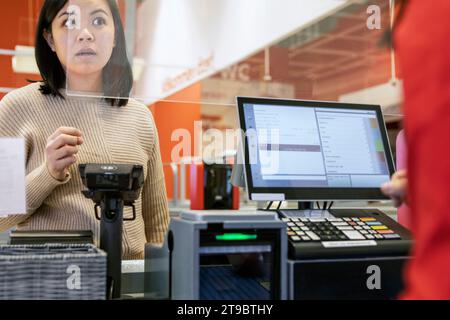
[79,164,144,299]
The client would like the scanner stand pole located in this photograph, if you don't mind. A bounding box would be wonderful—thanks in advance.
[99,196,124,300]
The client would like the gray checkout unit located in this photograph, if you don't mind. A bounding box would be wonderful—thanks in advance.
[145,210,287,300]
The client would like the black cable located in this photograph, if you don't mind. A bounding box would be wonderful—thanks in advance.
[316,201,320,209]
[323,202,328,210]
[328,201,334,210]
[266,201,273,211]
[276,201,283,210]
[168,231,174,299]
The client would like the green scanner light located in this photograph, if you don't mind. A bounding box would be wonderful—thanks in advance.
[215,233,258,241]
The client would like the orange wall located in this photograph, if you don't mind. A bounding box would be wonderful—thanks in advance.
[149,83,202,200]
[0,0,43,99]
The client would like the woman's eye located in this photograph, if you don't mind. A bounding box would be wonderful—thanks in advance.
[92,17,106,27]
[64,18,77,29]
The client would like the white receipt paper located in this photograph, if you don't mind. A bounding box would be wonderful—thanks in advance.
[0,138,26,217]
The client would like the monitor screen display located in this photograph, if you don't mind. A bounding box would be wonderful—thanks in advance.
[237,97,395,201]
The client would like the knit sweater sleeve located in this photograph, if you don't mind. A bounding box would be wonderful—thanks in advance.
[140,108,170,244]
[0,90,70,231]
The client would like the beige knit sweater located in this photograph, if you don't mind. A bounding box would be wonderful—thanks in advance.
[0,83,170,259]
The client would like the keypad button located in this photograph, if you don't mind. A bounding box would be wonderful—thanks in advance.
[305,231,320,241]
[365,235,375,239]
[301,236,311,241]
[374,234,384,239]
[287,222,296,227]
[360,230,368,234]
[331,222,348,226]
[291,236,301,241]
[296,231,305,236]
[363,226,372,230]
[354,226,362,230]
[343,218,352,221]
[337,226,354,231]
[342,230,365,240]
[366,221,382,226]
[360,218,376,222]
[378,230,394,234]
[383,234,401,240]
[352,218,360,221]
[371,226,388,230]
[291,227,300,231]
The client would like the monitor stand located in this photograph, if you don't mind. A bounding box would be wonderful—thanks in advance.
[297,202,313,210]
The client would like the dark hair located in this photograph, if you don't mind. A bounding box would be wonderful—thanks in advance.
[35,0,133,107]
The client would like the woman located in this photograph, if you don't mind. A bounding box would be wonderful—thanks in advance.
[0,0,170,260]
[382,0,450,299]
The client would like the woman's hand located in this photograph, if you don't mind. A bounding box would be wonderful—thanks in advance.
[45,127,84,181]
[381,169,408,207]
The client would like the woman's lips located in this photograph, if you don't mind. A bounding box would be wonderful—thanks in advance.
[76,49,97,56]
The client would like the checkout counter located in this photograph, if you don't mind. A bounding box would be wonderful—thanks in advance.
[99,203,408,300]
[148,203,410,300]
[0,201,410,300]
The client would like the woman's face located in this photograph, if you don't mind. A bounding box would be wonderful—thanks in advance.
[45,0,115,78]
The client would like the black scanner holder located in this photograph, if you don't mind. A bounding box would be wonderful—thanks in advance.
[79,164,144,299]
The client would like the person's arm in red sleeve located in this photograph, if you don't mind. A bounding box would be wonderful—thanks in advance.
[395,0,450,299]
